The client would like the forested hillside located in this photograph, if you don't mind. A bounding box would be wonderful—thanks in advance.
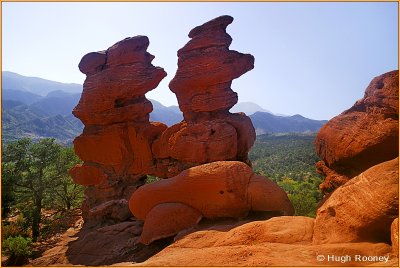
[249,133,323,216]
[1,138,84,265]
[249,112,327,135]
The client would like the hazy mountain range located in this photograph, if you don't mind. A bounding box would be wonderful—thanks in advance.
[2,71,82,96]
[2,71,327,144]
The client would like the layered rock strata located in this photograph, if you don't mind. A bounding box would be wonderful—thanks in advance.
[153,15,256,173]
[70,36,167,223]
[170,15,254,121]
[71,16,293,246]
[128,16,295,244]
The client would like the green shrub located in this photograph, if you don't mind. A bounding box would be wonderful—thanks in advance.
[277,177,322,217]
[2,224,21,241]
[249,133,324,217]
[2,236,32,266]
[1,215,30,240]
[288,192,319,217]
[146,175,161,184]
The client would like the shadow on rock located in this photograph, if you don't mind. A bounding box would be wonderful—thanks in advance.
[65,220,173,265]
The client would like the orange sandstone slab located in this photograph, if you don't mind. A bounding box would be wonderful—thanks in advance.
[153,121,238,164]
[139,202,202,245]
[69,163,107,186]
[73,125,129,167]
[139,216,392,266]
[224,113,256,162]
[129,161,253,220]
[315,70,399,193]
[248,175,294,216]
[127,122,167,175]
[392,218,399,257]
[130,161,294,226]
[313,158,399,244]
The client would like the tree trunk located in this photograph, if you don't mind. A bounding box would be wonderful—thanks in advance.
[32,198,42,242]
[63,184,71,210]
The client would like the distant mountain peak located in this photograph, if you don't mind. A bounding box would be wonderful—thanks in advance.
[250,112,327,135]
[291,114,306,119]
[46,90,78,98]
[230,101,272,115]
[2,71,82,96]
[148,99,183,126]
[2,72,327,141]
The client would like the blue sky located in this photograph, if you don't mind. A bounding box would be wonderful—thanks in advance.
[2,2,398,120]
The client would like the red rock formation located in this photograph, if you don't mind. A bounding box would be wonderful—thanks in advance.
[130,161,253,220]
[51,19,399,264]
[309,70,399,262]
[391,218,399,257]
[74,36,166,126]
[153,121,238,163]
[210,216,315,246]
[313,158,399,244]
[70,36,167,223]
[138,216,393,266]
[151,15,256,176]
[248,175,294,214]
[170,16,254,121]
[139,203,202,245]
[142,242,392,266]
[315,70,399,194]
[129,161,294,244]
[71,16,293,247]
[69,164,107,186]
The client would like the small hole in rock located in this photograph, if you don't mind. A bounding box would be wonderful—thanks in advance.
[115,99,124,108]
[327,207,336,216]
[376,80,384,89]
[219,190,224,194]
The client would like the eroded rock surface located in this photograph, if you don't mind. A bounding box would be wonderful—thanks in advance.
[170,15,254,121]
[125,16,293,245]
[74,36,166,125]
[311,70,399,266]
[70,36,167,223]
[391,218,399,257]
[39,17,398,266]
[129,161,294,245]
[315,70,399,194]
[154,15,256,173]
[70,16,262,228]
[139,203,202,245]
[136,216,393,267]
[313,158,399,244]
